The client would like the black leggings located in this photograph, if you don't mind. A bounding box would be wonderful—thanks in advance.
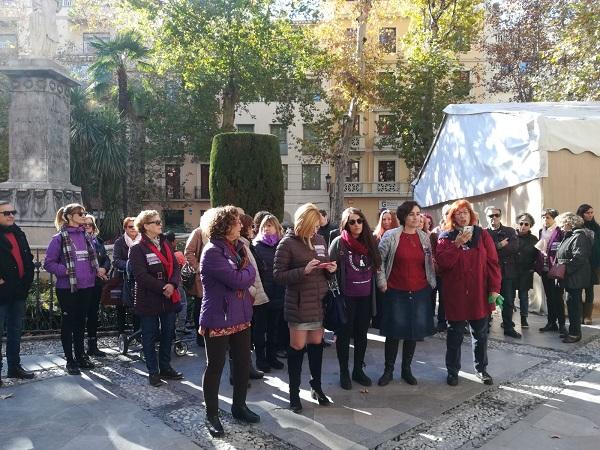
[57,287,94,362]
[86,284,102,339]
[336,296,371,370]
[203,327,251,416]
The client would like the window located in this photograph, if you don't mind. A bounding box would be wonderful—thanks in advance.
[237,124,255,132]
[458,70,470,82]
[377,115,394,136]
[352,115,360,135]
[165,164,181,199]
[270,124,288,155]
[282,165,288,190]
[379,28,396,53]
[347,161,359,182]
[83,32,110,54]
[199,164,210,199]
[303,124,318,144]
[62,0,74,6]
[378,161,396,182]
[0,34,17,55]
[302,164,321,190]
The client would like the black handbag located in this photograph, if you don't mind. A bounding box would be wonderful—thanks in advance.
[181,262,197,290]
[323,278,347,332]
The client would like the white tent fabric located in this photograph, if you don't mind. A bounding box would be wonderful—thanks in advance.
[413,102,600,207]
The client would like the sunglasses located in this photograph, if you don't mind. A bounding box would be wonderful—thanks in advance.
[488,214,500,218]
[126,225,136,229]
[519,222,530,226]
[147,220,162,226]
[84,223,94,228]
[74,212,86,217]
[348,219,364,226]
[1,210,17,216]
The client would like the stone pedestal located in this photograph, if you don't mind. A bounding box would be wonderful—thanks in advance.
[0,58,81,245]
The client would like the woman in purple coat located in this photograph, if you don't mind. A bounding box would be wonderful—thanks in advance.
[199,206,259,437]
[44,203,102,375]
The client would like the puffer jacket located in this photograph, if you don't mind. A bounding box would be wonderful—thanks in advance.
[557,228,592,289]
[240,236,269,306]
[273,230,331,324]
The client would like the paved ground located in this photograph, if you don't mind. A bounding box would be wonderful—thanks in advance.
[2,311,600,450]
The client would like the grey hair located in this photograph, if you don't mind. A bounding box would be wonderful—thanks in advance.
[516,212,535,227]
[555,212,584,229]
[484,205,501,215]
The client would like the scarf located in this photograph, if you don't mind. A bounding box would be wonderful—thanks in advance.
[143,236,181,303]
[60,226,99,293]
[254,232,280,247]
[535,223,557,253]
[341,229,369,256]
[124,232,141,248]
[224,239,249,299]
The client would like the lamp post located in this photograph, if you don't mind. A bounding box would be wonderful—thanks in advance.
[325,173,332,214]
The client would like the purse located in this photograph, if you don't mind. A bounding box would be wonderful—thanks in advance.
[548,263,566,280]
[180,262,197,290]
[322,278,347,332]
[100,270,124,306]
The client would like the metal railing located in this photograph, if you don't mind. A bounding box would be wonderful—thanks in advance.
[343,181,412,196]
[23,245,120,335]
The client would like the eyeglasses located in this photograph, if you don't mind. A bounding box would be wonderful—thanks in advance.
[84,223,94,228]
[519,222,530,226]
[488,213,500,218]
[454,210,470,217]
[1,210,17,217]
[74,212,86,217]
[348,219,364,226]
[147,220,162,226]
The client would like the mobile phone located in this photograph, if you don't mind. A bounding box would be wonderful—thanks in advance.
[318,262,333,269]
[463,225,473,234]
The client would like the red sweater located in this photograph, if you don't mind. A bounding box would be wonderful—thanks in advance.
[387,233,428,291]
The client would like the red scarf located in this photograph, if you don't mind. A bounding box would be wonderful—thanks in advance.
[145,239,181,303]
[341,229,369,256]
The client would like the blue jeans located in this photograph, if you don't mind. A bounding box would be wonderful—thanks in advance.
[140,312,176,375]
[0,299,26,371]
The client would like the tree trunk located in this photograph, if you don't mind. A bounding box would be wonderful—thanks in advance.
[330,0,371,224]
[221,75,239,131]
[128,116,146,215]
[117,65,130,216]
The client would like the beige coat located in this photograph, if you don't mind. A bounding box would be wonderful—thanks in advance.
[184,227,205,297]
[240,237,269,306]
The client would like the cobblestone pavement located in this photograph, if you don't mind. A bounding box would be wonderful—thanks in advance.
[2,313,600,449]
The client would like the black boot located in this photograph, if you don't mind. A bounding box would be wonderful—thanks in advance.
[352,333,372,387]
[336,334,352,390]
[87,338,106,357]
[255,346,271,373]
[307,344,330,406]
[287,346,304,413]
[378,338,399,386]
[401,340,417,385]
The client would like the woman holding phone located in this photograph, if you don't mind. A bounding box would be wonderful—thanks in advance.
[274,203,337,413]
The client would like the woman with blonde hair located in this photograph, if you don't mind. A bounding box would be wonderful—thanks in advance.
[44,203,102,375]
[253,214,286,371]
[82,214,111,357]
[373,209,399,243]
[274,203,336,413]
[129,210,183,387]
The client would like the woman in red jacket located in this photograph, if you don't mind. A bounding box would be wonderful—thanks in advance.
[436,199,502,387]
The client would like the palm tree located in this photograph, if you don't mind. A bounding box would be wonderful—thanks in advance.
[70,87,127,238]
[88,31,150,216]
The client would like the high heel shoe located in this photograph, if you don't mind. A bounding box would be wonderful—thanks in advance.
[309,380,331,406]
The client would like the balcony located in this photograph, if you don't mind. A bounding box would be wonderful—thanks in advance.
[143,185,211,202]
[374,135,398,151]
[343,182,412,197]
[194,186,210,200]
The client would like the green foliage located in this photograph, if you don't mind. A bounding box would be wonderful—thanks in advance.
[210,133,284,220]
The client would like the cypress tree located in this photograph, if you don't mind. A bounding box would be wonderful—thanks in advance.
[210,133,284,219]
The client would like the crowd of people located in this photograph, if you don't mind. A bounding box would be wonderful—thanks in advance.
[0,198,599,438]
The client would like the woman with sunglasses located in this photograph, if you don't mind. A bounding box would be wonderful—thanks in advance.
[83,214,111,357]
[44,203,102,375]
[112,217,141,334]
[514,213,539,329]
[376,201,437,387]
[129,210,183,387]
[329,208,381,390]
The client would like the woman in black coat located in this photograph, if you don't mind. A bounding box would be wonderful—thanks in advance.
[556,212,592,343]
[576,204,600,324]
[514,213,539,329]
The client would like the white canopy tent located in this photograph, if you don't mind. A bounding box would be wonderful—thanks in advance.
[413,102,600,207]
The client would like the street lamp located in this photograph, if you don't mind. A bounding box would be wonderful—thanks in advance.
[325,173,332,213]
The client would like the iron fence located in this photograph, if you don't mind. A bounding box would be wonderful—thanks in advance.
[24,245,120,335]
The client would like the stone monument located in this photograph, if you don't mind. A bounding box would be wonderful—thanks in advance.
[0,58,81,245]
